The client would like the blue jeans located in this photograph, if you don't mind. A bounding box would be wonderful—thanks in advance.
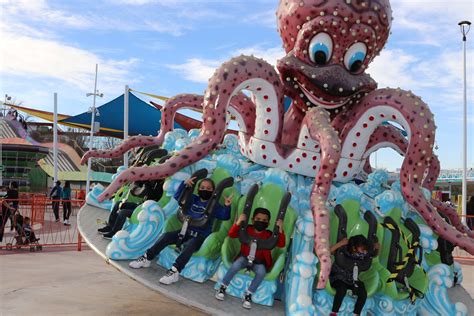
[146,230,205,272]
[222,256,267,293]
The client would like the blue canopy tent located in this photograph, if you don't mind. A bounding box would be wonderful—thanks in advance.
[59,92,184,138]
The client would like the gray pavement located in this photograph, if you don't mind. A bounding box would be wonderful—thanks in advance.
[0,250,207,316]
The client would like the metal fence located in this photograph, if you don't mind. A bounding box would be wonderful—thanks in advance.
[1,196,84,251]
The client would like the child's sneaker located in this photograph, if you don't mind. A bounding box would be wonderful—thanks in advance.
[97,226,111,234]
[159,266,179,285]
[215,285,227,301]
[242,292,252,309]
[129,255,151,269]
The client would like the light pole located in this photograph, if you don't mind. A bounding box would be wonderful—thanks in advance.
[85,64,103,194]
[459,20,471,224]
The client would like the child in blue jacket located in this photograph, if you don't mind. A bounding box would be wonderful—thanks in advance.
[129,176,233,285]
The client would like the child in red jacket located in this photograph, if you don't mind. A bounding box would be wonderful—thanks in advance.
[215,207,285,309]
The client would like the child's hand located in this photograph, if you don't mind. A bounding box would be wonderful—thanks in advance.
[224,193,234,206]
[340,238,349,246]
[184,177,196,187]
[236,213,247,225]
[276,219,283,232]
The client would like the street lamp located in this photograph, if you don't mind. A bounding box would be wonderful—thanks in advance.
[85,64,103,194]
[459,20,471,224]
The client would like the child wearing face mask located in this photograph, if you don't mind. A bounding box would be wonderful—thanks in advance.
[215,208,285,309]
[329,235,378,316]
[129,176,232,285]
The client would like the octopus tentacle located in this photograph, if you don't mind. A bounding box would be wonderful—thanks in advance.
[304,107,341,289]
[422,154,473,237]
[358,123,473,240]
[362,159,372,175]
[362,124,408,173]
[422,154,440,192]
[432,199,474,239]
[80,92,257,165]
[339,88,474,253]
[97,55,284,202]
[80,94,204,164]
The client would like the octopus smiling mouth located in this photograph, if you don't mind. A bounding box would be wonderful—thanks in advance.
[298,82,348,109]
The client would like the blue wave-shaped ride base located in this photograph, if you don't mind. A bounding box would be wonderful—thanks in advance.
[105,200,166,260]
[85,166,127,211]
[371,295,419,316]
[157,248,221,283]
[86,184,114,211]
[214,264,278,306]
[313,290,375,316]
[418,264,467,316]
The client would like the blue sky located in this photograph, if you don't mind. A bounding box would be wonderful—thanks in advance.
[0,0,473,171]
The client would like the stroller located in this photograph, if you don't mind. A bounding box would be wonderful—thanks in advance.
[5,214,42,252]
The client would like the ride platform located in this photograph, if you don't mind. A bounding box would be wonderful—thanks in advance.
[77,204,285,316]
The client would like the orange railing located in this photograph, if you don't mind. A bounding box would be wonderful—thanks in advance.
[0,197,86,251]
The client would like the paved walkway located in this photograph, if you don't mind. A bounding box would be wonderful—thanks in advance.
[0,250,207,316]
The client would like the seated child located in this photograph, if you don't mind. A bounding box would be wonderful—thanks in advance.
[99,180,163,239]
[329,235,377,316]
[23,217,39,243]
[129,176,233,285]
[215,207,285,309]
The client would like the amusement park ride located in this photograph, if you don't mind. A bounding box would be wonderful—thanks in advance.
[77,0,473,315]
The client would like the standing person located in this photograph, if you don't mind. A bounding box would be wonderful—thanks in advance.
[49,181,62,222]
[0,185,17,242]
[62,181,72,226]
[467,196,474,230]
[77,189,86,201]
[4,182,19,231]
[129,176,233,285]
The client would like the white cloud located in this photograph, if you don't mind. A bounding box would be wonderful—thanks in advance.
[167,45,285,84]
[367,49,421,90]
[167,58,221,83]
[0,27,139,94]
[1,0,93,29]
[234,46,285,66]
[243,10,277,28]
[0,0,192,37]
[390,0,473,47]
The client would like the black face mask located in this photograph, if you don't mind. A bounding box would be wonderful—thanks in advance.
[253,221,268,231]
[198,189,213,200]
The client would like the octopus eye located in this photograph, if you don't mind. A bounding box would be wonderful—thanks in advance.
[344,43,367,73]
[309,32,333,65]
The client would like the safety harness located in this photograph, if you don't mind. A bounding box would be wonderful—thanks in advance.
[238,184,290,269]
[130,146,166,166]
[129,154,171,202]
[333,205,378,285]
[382,217,425,303]
[436,212,458,285]
[175,168,234,248]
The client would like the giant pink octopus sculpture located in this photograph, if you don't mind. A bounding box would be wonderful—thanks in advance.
[82,0,474,288]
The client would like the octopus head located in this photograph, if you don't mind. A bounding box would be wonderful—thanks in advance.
[276,0,392,110]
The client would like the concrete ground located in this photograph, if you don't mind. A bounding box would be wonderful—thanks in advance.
[0,249,207,316]
[1,249,472,315]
